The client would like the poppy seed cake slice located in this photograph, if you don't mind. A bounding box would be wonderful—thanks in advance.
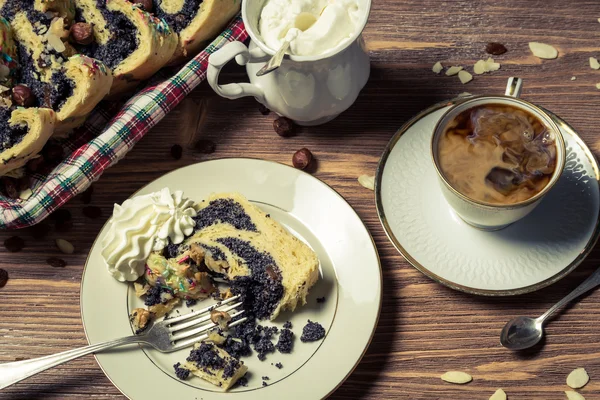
[170,192,320,320]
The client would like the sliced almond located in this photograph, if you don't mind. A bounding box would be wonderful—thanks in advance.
[19,189,32,200]
[55,238,74,254]
[566,367,589,389]
[473,60,487,74]
[458,70,473,84]
[358,175,375,191]
[441,371,472,384]
[445,66,463,76]
[528,42,558,59]
[458,92,472,97]
[485,57,501,72]
[571,76,577,81]
[432,61,443,74]
[590,57,600,70]
[596,83,600,90]
[46,33,66,53]
[565,391,586,400]
[489,388,507,400]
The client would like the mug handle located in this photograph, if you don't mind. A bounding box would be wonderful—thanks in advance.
[505,77,523,98]
[207,41,266,102]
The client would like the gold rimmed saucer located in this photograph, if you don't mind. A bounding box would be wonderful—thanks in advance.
[376,99,600,296]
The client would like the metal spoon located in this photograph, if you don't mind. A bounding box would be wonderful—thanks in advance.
[500,267,600,350]
[256,12,318,77]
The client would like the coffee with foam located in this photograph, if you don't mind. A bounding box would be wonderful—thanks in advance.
[437,104,557,205]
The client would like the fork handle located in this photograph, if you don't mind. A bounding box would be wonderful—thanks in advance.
[0,335,142,390]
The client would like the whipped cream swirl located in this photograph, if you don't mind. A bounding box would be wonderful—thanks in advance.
[102,188,197,282]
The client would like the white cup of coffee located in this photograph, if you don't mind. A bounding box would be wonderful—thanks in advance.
[431,77,566,231]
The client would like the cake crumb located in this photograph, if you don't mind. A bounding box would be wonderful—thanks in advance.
[275,362,283,369]
[283,321,292,329]
[173,362,190,380]
[262,381,268,387]
[300,320,326,342]
[262,376,270,380]
[316,296,326,303]
[276,329,294,353]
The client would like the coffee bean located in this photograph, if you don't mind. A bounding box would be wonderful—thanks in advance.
[274,117,294,137]
[55,220,73,233]
[0,268,8,288]
[258,103,270,115]
[47,257,66,268]
[194,139,216,154]
[171,144,183,160]
[51,208,72,223]
[83,206,102,219]
[43,143,64,163]
[4,236,25,252]
[485,42,507,55]
[0,177,18,199]
[26,156,46,173]
[30,223,51,239]
[81,186,93,204]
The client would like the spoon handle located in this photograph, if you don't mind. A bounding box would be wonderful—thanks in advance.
[538,267,600,323]
[256,41,291,77]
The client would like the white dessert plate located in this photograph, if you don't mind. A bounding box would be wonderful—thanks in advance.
[376,99,600,295]
[81,158,381,399]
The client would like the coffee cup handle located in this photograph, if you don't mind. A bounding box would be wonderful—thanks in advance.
[505,77,523,98]
[207,41,266,102]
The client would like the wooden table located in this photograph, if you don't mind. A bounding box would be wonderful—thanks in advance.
[2,1,600,398]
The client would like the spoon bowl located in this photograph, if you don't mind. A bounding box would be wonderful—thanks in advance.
[500,316,543,351]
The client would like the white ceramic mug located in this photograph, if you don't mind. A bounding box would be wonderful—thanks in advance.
[431,77,566,231]
[207,0,372,126]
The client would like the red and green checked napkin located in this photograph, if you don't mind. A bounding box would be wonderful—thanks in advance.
[0,16,247,230]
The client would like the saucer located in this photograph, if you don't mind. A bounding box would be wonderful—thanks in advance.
[376,99,600,295]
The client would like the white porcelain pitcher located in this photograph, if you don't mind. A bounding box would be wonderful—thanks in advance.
[207,0,372,126]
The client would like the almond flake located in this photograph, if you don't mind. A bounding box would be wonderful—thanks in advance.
[485,57,501,72]
[458,92,472,97]
[19,189,32,200]
[441,371,472,384]
[432,61,443,74]
[358,175,375,191]
[458,70,473,84]
[489,388,507,400]
[590,57,600,70]
[571,76,577,81]
[55,238,74,254]
[565,391,586,400]
[46,33,65,53]
[566,367,589,389]
[596,83,600,90]
[473,60,487,74]
[529,42,558,59]
[445,66,463,76]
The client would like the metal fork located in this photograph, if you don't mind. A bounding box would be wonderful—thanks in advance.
[0,295,246,390]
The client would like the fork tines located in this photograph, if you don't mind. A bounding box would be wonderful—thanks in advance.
[165,295,248,350]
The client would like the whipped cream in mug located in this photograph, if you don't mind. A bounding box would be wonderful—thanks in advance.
[258,0,364,56]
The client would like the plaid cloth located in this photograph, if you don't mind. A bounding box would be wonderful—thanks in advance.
[0,16,247,230]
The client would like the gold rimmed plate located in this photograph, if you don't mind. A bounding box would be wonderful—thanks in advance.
[81,158,381,399]
[376,99,600,296]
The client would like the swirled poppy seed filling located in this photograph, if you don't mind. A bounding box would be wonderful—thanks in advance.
[74,3,139,69]
[16,45,75,111]
[154,0,204,33]
[0,107,27,153]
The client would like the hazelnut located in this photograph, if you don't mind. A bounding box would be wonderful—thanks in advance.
[129,308,152,334]
[134,0,154,12]
[273,117,294,137]
[210,310,232,330]
[292,148,312,170]
[69,23,94,45]
[11,85,35,107]
[485,42,507,55]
